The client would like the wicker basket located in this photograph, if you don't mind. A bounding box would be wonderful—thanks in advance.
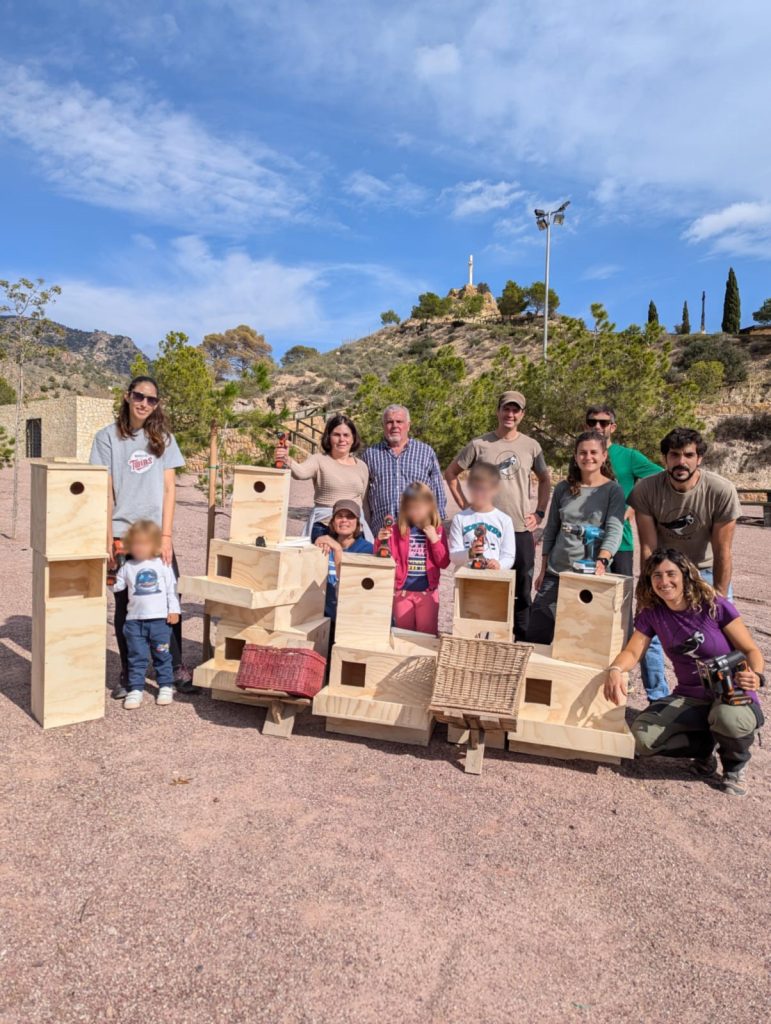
[430,635,532,718]
[235,645,327,699]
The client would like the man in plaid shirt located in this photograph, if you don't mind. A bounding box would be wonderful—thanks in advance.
[361,404,447,533]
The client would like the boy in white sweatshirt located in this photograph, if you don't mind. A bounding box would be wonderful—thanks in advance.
[449,462,516,570]
[111,519,181,709]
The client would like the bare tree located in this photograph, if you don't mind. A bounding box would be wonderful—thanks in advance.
[0,278,62,537]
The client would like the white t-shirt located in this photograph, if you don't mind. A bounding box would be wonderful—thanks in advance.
[448,507,516,568]
[112,557,181,620]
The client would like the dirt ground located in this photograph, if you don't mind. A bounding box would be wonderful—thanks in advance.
[1,466,769,1024]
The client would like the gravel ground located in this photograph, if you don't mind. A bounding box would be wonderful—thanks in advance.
[1,466,769,1024]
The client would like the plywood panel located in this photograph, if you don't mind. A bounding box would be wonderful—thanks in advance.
[452,567,515,643]
[324,717,434,747]
[334,553,395,649]
[327,644,436,704]
[552,572,633,669]
[207,539,282,590]
[30,461,108,559]
[214,616,330,662]
[508,717,634,760]
[446,723,506,749]
[177,574,302,610]
[229,466,290,545]
[312,686,434,733]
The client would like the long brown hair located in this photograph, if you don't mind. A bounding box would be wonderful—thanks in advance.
[636,548,718,618]
[566,430,615,495]
[117,375,172,458]
[398,482,441,536]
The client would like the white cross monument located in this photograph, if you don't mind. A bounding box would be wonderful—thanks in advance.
[468,254,474,287]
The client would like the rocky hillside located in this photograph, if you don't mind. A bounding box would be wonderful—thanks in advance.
[0,317,144,400]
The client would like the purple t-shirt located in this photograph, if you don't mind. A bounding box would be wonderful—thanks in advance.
[634,597,756,702]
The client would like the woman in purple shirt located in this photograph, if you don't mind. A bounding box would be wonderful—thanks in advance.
[605,548,764,797]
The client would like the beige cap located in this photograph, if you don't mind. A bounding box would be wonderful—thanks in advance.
[498,390,526,409]
[331,498,362,519]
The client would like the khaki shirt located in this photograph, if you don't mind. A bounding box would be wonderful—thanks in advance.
[455,431,547,532]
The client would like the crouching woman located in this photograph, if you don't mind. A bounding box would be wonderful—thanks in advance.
[605,548,765,796]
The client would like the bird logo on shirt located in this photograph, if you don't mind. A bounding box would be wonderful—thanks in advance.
[675,630,706,659]
[660,510,699,537]
[495,451,520,478]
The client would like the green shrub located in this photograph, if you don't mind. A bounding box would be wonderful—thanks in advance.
[678,335,749,384]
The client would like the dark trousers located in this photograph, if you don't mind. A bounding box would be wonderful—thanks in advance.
[526,572,560,645]
[114,553,182,673]
[610,549,634,577]
[123,618,174,691]
[513,530,536,639]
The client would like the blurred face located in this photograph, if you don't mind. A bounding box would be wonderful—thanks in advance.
[329,424,353,456]
[576,439,606,474]
[383,410,410,447]
[332,510,358,539]
[650,560,685,604]
[498,402,524,432]
[129,532,157,561]
[405,496,432,526]
[665,445,702,484]
[585,413,616,440]
[125,382,159,425]
[469,476,498,506]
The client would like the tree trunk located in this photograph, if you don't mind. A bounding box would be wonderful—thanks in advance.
[201,420,219,660]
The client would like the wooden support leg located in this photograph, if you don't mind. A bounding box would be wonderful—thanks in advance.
[465,724,486,775]
[261,701,302,739]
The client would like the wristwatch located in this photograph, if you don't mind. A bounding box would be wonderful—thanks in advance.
[598,556,610,568]
[535,509,546,520]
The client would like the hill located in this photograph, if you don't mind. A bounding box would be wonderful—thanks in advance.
[0,317,144,400]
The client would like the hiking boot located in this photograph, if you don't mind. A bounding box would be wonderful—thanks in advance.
[124,690,143,710]
[690,753,718,778]
[112,671,129,701]
[721,767,748,797]
[156,686,174,706]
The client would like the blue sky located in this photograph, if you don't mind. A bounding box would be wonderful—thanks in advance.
[2,1,770,358]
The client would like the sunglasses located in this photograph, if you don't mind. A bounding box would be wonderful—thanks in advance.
[129,390,159,407]
[586,417,612,427]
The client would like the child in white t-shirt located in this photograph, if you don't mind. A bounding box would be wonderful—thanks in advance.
[111,519,181,710]
[449,462,516,570]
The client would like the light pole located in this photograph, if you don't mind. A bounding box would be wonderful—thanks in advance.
[534,201,570,361]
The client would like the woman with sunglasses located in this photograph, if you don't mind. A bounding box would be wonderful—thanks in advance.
[90,376,196,698]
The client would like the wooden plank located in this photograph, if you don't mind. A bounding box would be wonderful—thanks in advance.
[507,740,621,766]
[261,702,304,739]
[515,650,630,733]
[177,574,302,609]
[334,553,395,649]
[325,717,434,747]
[552,571,633,670]
[464,726,485,774]
[510,716,635,760]
[327,644,436,705]
[312,686,434,733]
[447,723,506,749]
[213,616,330,662]
[30,461,108,559]
[453,567,515,644]
[229,466,290,545]
[207,539,282,591]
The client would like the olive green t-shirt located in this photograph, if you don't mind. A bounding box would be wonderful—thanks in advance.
[455,431,548,532]
[628,469,741,568]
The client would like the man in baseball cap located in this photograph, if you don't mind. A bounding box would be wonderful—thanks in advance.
[444,389,551,638]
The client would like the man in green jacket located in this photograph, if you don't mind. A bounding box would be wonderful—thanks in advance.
[585,405,662,576]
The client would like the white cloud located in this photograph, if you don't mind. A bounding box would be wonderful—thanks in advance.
[683,202,771,258]
[0,61,311,232]
[415,43,461,80]
[582,264,622,281]
[444,180,525,218]
[344,171,428,208]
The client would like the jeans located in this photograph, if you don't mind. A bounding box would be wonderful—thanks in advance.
[123,618,174,691]
[640,567,734,702]
[114,552,182,674]
[513,530,536,639]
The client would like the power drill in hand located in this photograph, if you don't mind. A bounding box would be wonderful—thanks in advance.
[562,523,604,574]
[274,432,289,470]
[376,514,395,558]
[106,538,126,587]
[696,650,752,706]
[468,524,488,569]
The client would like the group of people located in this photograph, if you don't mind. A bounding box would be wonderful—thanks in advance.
[89,375,765,796]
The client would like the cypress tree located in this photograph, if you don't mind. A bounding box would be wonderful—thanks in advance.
[722,267,741,334]
[647,300,659,325]
[681,301,691,335]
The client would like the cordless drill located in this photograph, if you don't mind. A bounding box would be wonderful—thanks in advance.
[468,524,488,569]
[274,432,289,469]
[376,514,395,557]
[106,537,127,587]
[696,650,752,705]
[562,523,604,574]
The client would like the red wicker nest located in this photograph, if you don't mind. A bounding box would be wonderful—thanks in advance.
[235,645,327,699]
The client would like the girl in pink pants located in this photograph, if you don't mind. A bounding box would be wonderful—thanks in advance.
[380,482,450,636]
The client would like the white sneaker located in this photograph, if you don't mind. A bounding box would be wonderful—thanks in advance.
[124,690,143,710]
[156,686,174,706]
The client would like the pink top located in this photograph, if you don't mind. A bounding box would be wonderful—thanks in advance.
[388,525,450,591]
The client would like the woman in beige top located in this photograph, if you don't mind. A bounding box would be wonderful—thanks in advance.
[275,414,372,540]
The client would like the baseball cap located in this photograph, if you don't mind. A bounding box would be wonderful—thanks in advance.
[498,390,526,409]
[331,498,362,519]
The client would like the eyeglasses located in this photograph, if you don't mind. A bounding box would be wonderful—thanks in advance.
[586,417,612,427]
[129,390,159,407]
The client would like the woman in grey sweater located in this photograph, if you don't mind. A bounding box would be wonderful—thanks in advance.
[527,431,625,645]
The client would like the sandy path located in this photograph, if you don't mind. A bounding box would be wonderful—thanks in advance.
[0,466,769,1024]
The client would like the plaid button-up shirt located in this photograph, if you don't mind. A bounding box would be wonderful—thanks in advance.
[361,438,447,534]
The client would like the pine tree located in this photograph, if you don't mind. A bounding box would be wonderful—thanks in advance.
[681,301,691,335]
[647,301,659,325]
[722,267,741,334]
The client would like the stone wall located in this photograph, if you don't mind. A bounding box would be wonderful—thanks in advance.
[0,396,114,461]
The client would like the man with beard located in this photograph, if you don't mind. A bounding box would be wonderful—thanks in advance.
[361,404,446,534]
[628,427,741,699]
[444,391,551,638]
